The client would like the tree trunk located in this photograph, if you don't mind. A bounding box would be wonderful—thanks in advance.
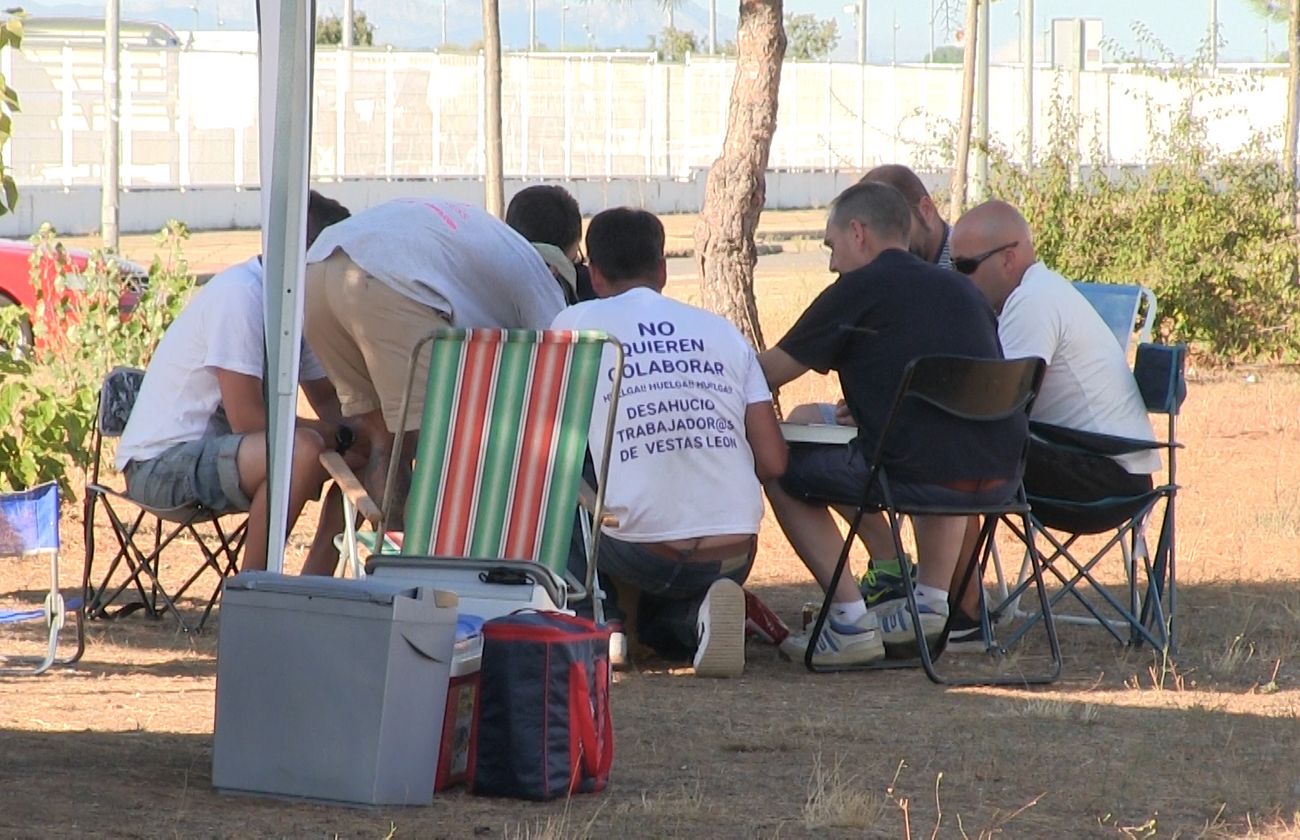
[483,0,505,217]
[694,0,786,352]
[949,0,979,220]
[1287,0,1300,230]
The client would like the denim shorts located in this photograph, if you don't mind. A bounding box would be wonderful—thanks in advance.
[124,434,250,513]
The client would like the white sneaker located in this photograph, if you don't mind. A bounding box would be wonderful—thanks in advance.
[779,611,885,667]
[874,599,949,658]
[693,579,745,678]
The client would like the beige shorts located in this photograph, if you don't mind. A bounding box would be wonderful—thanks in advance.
[304,251,450,433]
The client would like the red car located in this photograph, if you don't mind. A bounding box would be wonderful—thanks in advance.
[0,239,146,352]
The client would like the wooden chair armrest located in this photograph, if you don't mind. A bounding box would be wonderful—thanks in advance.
[578,482,620,529]
[319,451,383,525]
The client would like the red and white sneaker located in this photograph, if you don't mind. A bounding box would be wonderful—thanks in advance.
[743,588,791,645]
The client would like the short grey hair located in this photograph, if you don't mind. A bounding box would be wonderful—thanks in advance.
[828,181,911,247]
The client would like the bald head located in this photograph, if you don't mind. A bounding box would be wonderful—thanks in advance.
[950,200,1038,313]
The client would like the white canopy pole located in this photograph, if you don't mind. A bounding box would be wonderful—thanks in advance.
[257,0,315,574]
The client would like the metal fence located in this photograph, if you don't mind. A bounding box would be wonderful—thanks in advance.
[6,43,1289,189]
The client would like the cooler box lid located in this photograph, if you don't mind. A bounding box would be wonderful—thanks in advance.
[225,571,422,606]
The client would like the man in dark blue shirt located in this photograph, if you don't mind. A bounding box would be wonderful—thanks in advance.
[759,181,1025,666]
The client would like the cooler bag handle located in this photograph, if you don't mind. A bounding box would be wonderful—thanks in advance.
[567,660,614,791]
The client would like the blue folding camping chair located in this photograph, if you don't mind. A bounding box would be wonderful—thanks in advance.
[0,482,83,674]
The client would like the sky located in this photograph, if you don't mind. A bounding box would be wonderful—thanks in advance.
[14,1,1291,64]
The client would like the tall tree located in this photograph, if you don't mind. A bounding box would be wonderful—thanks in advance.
[1287,0,1300,229]
[949,0,979,220]
[1246,0,1287,22]
[650,25,699,61]
[316,10,375,45]
[693,1,786,351]
[483,0,504,217]
[784,12,837,61]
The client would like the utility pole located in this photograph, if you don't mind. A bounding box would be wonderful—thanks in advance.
[528,0,536,50]
[708,0,717,54]
[857,0,868,64]
[1209,0,1218,68]
[928,0,935,63]
[892,12,899,66]
[343,0,354,47]
[102,0,120,251]
[441,1,448,46]
[973,0,990,202]
[483,0,504,217]
[1022,0,1033,167]
[560,4,568,50]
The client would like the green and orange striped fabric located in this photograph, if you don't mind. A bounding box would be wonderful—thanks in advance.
[397,328,609,579]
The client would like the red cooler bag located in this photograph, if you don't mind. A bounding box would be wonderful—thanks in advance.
[472,612,613,800]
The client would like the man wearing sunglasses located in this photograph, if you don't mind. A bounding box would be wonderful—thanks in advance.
[759,182,1024,666]
[944,200,1158,644]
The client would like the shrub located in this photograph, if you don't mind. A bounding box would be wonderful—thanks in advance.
[986,69,1300,363]
[0,222,195,495]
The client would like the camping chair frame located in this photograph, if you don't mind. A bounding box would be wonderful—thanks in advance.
[1,482,83,675]
[803,355,1062,686]
[1071,282,1157,352]
[322,328,623,619]
[989,343,1187,652]
[82,367,247,634]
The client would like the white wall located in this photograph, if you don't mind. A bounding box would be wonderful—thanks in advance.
[0,169,867,236]
[2,43,1287,235]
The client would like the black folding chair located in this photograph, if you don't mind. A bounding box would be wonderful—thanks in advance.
[82,367,247,634]
[803,355,1062,686]
[992,343,1187,652]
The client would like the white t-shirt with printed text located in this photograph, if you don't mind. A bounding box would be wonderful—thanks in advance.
[305,197,565,329]
[550,287,773,542]
[115,258,327,469]
[998,262,1160,474]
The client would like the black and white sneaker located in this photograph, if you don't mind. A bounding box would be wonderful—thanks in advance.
[693,579,745,678]
[945,612,993,654]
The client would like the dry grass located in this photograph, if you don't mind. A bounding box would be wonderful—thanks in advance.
[2,271,1300,837]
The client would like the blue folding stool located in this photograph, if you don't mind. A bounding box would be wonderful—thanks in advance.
[0,482,84,674]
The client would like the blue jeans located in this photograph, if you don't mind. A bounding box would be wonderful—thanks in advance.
[595,534,755,660]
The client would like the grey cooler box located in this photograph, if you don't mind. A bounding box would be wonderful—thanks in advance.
[212,572,458,806]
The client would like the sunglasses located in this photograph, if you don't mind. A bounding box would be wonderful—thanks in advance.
[952,241,1018,275]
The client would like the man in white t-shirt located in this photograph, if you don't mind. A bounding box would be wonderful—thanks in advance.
[118,191,359,574]
[945,199,1159,642]
[303,198,570,521]
[550,208,787,678]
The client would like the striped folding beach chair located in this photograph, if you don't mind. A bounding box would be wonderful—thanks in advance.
[321,328,623,619]
[0,482,84,674]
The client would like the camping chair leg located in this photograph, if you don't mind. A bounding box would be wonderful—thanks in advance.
[579,510,607,626]
[87,506,161,619]
[803,504,924,674]
[803,508,863,673]
[341,494,363,578]
[1140,498,1176,652]
[48,548,84,668]
[928,514,1062,685]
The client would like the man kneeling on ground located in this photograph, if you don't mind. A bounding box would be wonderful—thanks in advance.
[550,207,787,678]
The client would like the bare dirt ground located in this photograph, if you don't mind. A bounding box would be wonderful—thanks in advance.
[3,270,1300,839]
